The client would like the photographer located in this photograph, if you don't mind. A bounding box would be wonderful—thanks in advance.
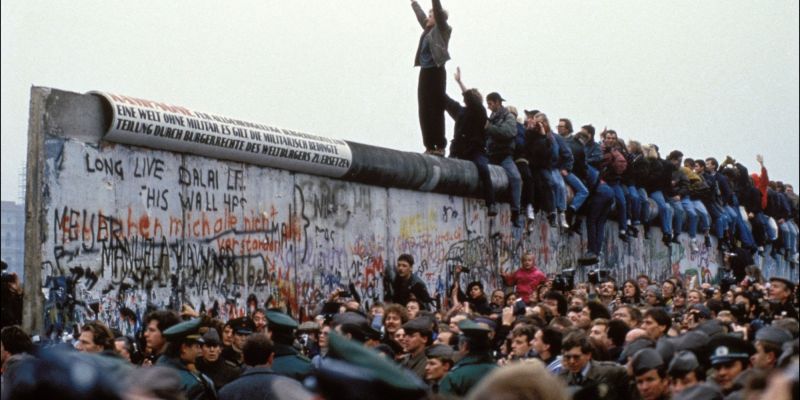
[1,260,23,330]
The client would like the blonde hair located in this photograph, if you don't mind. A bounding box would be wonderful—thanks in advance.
[466,359,568,400]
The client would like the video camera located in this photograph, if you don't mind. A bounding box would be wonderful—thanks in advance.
[587,269,610,285]
[552,268,576,292]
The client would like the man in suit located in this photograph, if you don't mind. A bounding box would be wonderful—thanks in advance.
[558,331,630,400]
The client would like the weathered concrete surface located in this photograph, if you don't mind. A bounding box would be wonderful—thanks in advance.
[24,87,798,336]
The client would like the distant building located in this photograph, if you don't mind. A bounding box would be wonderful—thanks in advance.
[1,201,25,278]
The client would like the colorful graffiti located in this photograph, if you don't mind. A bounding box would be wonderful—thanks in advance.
[37,139,796,337]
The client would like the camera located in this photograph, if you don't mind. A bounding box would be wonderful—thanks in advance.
[719,269,737,294]
[587,269,609,285]
[552,268,576,292]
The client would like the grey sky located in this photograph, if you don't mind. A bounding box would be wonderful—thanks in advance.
[2,0,798,202]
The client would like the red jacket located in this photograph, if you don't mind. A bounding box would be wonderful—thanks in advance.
[751,166,769,209]
[503,267,546,303]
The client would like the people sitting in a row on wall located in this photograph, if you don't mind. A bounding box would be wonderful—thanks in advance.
[3,252,798,400]
[444,68,798,265]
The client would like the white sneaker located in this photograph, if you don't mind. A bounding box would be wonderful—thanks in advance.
[526,204,535,221]
[559,212,570,229]
[690,239,699,253]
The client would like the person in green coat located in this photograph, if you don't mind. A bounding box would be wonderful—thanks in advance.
[438,319,497,397]
[265,310,312,381]
[156,318,217,400]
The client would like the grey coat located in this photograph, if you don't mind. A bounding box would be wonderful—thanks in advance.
[412,0,451,67]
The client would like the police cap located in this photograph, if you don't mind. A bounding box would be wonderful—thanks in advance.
[672,382,723,400]
[162,318,204,343]
[266,310,299,332]
[458,319,492,338]
[668,350,700,377]
[632,348,664,376]
[709,334,754,366]
[755,326,792,345]
[229,317,256,335]
[769,277,795,292]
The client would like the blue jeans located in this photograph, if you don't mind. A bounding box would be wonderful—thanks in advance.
[755,212,777,241]
[707,202,729,239]
[587,183,614,254]
[724,205,755,247]
[468,151,495,207]
[627,185,642,225]
[608,182,627,230]
[668,197,686,235]
[548,169,567,212]
[780,220,797,254]
[638,188,651,224]
[691,200,710,233]
[649,191,673,235]
[497,156,522,213]
[680,197,699,238]
[564,173,589,211]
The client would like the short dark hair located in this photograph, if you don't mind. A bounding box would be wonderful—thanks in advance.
[587,301,611,320]
[397,254,414,266]
[607,319,630,348]
[582,124,596,137]
[544,291,568,316]
[667,150,684,161]
[644,308,671,328]
[511,324,536,342]
[81,321,115,351]
[562,331,593,354]
[705,157,719,169]
[617,305,643,325]
[463,89,483,107]
[144,310,181,333]
[0,325,33,355]
[559,118,573,133]
[243,334,274,366]
[540,327,563,355]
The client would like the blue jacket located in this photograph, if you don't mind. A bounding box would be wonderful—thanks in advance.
[551,133,574,171]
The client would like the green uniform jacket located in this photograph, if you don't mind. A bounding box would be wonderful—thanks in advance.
[271,343,312,381]
[438,353,496,397]
[156,356,217,400]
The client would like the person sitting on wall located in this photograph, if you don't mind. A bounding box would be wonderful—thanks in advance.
[384,254,434,310]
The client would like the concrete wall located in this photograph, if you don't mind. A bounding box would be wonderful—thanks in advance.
[25,87,797,336]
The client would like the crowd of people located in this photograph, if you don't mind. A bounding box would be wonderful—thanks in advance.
[412,0,799,266]
[1,252,799,400]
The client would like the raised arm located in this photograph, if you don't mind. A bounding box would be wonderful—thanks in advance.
[454,66,468,93]
[411,0,427,28]
[431,0,450,31]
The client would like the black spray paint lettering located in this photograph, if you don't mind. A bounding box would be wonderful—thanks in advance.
[85,153,124,180]
[178,166,220,189]
[141,185,169,211]
[133,157,165,180]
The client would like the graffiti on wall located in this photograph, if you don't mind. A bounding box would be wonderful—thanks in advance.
[38,138,796,337]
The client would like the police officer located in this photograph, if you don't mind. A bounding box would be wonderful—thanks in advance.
[750,326,792,371]
[265,310,312,381]
[708,334,755,398]
[631,348,670,400]
[222,317,255,368]
[668,350,705,395]
[307,331,427,400]
[157,318,217,400]
[438,319,497,397]
[196,328,241,390]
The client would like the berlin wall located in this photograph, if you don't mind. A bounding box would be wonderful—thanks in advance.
[22,87,797,337]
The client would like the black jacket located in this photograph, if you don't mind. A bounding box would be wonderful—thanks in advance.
[525,128,554,170]
[446,95,488,159]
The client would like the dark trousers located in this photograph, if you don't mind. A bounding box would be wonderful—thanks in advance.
[418,66,447,151]
[469,151,495,206]
[587,183,614,254]
[516,161,536,211]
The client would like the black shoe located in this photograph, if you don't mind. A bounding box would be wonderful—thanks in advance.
[548,213,557,228]
[487,204,498,217]
[618,232,629,242]
[579,252,599,265]
[671,234,681,244]
[511,211,521,228]
[704,235,712,248]
[628,225,639,236]
[662,233,672,245]
[565,207,576,227]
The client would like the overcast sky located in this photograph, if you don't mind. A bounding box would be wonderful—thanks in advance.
[2,0,798,203]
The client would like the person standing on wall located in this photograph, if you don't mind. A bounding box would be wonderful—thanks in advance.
[411,0,451,156]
